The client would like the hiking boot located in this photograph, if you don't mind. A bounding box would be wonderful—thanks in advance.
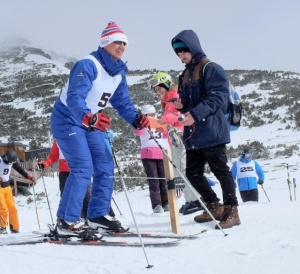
[0,227,7,234]
[88,215,126,232]
[163,204,170,212]
[55,217,96,240]
[182,200,204,215]
[215,205,241,229]
[153,205,164,213]
[194,202,224,223]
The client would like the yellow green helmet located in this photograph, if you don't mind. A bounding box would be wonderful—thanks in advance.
[147,72,172,90]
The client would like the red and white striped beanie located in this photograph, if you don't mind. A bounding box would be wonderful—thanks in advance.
[100,21,128,47]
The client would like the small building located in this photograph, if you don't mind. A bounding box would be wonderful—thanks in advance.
[0,141,27,161]
[25,147,51,161]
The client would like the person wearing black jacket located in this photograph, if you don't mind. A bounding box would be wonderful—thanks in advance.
[0,150,34,234]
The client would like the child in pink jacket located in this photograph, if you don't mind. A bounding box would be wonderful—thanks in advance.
[148,72,204,215]
[136,105,170,214]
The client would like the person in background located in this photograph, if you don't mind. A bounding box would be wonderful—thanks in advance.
[147,72,204,215]
[50,21,149,238]
[135,105,169,213]
[231,148,265,202]
[0,150,34,234]
[171,29,241,229]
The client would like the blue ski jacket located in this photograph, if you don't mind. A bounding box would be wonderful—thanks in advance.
[171,30,230,149]
[50,46,138,222]
[51,46,138,130]
[231,157,265,191]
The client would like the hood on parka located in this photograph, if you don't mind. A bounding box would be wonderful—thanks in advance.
[171,30,206,63]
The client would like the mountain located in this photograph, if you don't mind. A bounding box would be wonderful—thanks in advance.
[1,40,300,180]
[0,39,71,148]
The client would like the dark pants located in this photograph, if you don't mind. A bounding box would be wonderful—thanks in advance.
[59,172,70,195]
[142,159,168,209]
[186,144,238,206]
[58,171,90,218]
[240,189,258,202]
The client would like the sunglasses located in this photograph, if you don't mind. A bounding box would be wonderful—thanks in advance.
[114,41,127,46]
[147,78,170,90]
[147,78,160,89]
[174,47,190,54]
[245,152,252,158]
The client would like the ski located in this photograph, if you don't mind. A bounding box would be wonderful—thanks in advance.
[0,236,181,247]
[33,224,207,240]
[33,228,207,240]
[46,238,180,247]
[24,224,207,247]
[99,228,208,239]
[22,224,180,247]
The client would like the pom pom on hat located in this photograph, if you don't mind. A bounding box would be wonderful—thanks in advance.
[100,21,129,48]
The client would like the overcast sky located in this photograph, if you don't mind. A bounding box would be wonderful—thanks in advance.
[1,0,300,73]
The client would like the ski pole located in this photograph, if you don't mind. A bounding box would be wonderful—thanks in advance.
[260,185,270,202]
[293,178,296,201]
[31,165,41,230]
[106,130,153,269]
[36,164,54,225]
[286,164,293,201]
[111,196,122,216]
[146,127,228,236]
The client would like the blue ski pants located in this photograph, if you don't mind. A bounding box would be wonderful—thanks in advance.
[52,124,114,222]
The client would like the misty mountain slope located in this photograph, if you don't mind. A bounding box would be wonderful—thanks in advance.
[0,41,299,166]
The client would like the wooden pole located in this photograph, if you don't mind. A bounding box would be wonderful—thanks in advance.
[163,148,181,234]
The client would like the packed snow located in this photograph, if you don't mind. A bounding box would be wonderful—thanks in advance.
[0,154,299,274]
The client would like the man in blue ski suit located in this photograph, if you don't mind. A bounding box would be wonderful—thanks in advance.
[231,148,265,202]
[51,21,149,238]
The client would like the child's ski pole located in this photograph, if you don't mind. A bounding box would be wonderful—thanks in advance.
[260,185,270,202]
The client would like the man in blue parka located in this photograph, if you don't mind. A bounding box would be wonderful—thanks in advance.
[171,29,241,229]
[51,22,149,238]
[231,148,265,202]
